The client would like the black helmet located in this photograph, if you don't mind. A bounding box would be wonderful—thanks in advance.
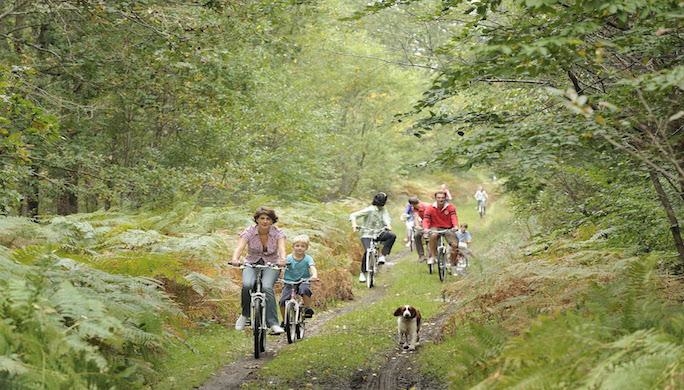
[372,192,387,207]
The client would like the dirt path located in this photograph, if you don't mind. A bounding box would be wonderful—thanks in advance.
[198,248,452,390]
[353,307,455,390]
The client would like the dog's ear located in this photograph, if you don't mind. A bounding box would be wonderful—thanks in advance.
[393,307,403,317]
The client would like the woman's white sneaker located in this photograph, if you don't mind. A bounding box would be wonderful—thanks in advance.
[358,272,367,282]
[235,315,249,330]
[270,324,284,334]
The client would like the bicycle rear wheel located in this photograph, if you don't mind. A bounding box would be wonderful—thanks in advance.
[285,303,297,344]
[437,249,447,282]
[253,304,265,358]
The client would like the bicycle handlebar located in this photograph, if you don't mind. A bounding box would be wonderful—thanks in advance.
[428,228,457,234]
[230,262,282,270]
[363,227,389,239]
[279,277,317,285]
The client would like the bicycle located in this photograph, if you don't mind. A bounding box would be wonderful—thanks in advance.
[364,228,385,289]
[281,277,313,344]
[430,229,453,282]
[234,263,280,359]
[453,243,471,276]
[477,199,487,218]
[408,225,416,252]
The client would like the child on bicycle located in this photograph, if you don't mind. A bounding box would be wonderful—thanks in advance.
[400,200,415,247]
[279,234,319,323]
[456,223,472,248]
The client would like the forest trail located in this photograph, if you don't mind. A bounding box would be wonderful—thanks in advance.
[198,245,453,389]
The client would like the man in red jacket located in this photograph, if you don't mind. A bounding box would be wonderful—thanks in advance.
[422,190,460,267]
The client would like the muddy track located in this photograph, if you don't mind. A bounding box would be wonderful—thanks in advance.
[354,305,456,390]
[198,248,453,390]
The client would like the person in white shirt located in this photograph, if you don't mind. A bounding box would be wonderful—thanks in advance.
[474,186,488,212]
[349,192,396,282]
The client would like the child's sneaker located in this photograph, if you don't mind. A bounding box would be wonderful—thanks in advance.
[359,272,367,282]
[378,255,386,264]
[427,257,435,264]
[304,307,314,318]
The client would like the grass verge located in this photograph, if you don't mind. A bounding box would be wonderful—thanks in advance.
[154,324,251,389]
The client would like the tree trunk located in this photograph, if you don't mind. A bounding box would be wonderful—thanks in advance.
[649,169,684,269]
[22,167,40,221]
[56,170,79,215]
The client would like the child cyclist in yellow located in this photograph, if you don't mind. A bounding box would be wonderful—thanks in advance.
[279,235,319,323]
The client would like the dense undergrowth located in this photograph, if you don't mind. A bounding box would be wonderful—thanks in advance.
[1,173,683,388]
[0,189,406,388]
[421,201,684,388]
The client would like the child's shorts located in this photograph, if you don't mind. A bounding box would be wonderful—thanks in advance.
[279,282,312,305]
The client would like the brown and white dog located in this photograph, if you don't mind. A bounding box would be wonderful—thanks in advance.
[393,305,421,350]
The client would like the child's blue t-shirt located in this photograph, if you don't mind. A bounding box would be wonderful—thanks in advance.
[456,230,472,243]
[284,254,315,282]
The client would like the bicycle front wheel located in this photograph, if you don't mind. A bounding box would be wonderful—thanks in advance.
[437,249,447,282]
[409,229,415,252]
[285,303,297,344]
[253,303,264,358]
[366,251,376,288]
[296,319,305,340]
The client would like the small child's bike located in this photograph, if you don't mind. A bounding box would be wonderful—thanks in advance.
[281,278,313,344]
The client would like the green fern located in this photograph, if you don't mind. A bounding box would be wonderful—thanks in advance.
[583,329,684,389]
[184,272,214,296]
[0,251,175,388]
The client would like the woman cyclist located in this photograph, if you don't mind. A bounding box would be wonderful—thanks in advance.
[230,206,286,335]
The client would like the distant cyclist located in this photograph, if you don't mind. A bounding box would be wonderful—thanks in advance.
[440,183,453,203]
[474,186,488,213]
[422,191,460,267]
[407,196,430,262]
[349,192,396,283]
[400,200,415,247]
